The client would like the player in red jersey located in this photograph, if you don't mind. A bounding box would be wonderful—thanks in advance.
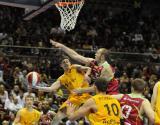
[50,40,119,94]
[112,78,155,125]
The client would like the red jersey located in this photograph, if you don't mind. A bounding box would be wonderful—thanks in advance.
[107,78,119,94]
[89,60,103,80]
[120,94,144,125]
[89,60,119,94]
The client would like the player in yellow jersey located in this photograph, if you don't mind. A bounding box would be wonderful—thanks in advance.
[50,40,119,95]
[35,56,92,125]
[67,77,121,125]
[151,81,160,125]
[13,95,41,125]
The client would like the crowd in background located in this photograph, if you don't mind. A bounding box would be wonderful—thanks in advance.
[0,49,160,124]
[0,0,160,124]
[0,0,160,54]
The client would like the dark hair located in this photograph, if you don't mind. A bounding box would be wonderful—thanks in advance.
[132,78,146,92]
[94,77,108,92]
[59,55,70,64]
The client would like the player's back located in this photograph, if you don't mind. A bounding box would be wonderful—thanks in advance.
[120,94,144,125]
[88,94,121,125]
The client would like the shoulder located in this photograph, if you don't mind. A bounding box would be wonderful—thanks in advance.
[143,98,150,103]
[141,98,150,107]
[157,81,160,87]
[112,94,124,100]
[33,109,41,114]
[17,108,25,114]
[58,74,66,80]
[83,97,97,111]
[33,109,41,117]
[152,82,160,92]
[83,97,96,108]
[102,61,110,66]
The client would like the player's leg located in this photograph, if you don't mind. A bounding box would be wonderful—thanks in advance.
[51,110,66,125]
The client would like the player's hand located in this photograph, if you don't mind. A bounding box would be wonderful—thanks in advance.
[50,39,63,48]
[66,101,76,115]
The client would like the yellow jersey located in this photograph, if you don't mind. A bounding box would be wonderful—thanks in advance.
[58,65,91,108]
[88,94,121,125]
[155,82,160,125]
[18,108,41,125]
[58,65,89,91]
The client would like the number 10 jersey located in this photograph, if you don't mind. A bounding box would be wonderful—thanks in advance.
[87,94,121,125]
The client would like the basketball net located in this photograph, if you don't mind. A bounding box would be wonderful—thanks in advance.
[55,0,84,31]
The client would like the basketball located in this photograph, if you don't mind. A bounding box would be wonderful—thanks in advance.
[26,72,40,87]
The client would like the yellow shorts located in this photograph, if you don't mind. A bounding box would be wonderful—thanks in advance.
[60,93,91,110]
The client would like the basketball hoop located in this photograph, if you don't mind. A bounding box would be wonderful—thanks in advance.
[55,0,84,31]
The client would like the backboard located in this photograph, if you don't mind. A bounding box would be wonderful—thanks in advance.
[0,0,59,20]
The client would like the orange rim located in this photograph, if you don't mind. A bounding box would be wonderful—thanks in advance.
[55,1,83,7]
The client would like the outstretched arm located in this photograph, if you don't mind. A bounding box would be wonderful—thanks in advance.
[36,80,61,93]
[50,39,93,65]
[73,64,91,79]
[72,86,95,94]
[67,98,95,121]
[151,82,158,110]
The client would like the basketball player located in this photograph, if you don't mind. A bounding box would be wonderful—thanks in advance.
[67,77,121,125]
[35,57,92,125]
[50,39,119,94]
[13,95,41,125]
[112,78,155,125]
[151,81,160,124]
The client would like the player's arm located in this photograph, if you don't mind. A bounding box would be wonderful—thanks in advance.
[50,39,93,65]
[67,98,96,121]
[73,64,91,76]
[13,110,21,125]
[72,86,95,94]
[151,82,158,110]
[142,99,155,124]
[35,80,61,92]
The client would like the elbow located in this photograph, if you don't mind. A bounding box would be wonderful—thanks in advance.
[149,115,155,124]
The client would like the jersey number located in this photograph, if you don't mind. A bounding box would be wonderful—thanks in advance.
[104,103,119,116]
[121,105,132,118]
